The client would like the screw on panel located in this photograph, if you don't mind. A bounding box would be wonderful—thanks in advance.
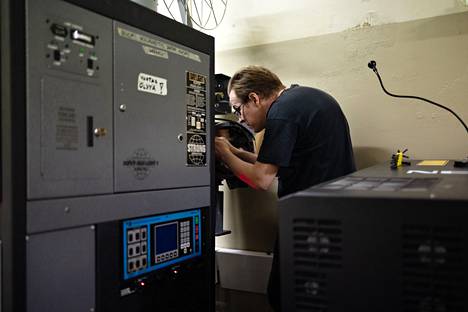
[119,104,127,112]
[25,236,30,242]
[64,206,70,213]
[90,225,95,231]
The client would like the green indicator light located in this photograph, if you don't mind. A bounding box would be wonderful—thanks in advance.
[195,216,199,224]
[80,48,85,53]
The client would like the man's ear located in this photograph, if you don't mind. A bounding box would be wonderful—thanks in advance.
[248,92,260,106]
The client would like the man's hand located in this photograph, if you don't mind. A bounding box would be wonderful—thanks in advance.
[215,136,236,161]
[214,136,277,191]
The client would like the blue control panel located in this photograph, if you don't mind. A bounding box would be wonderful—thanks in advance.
[122,209,202,280]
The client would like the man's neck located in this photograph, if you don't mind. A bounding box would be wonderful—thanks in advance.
[277,87,287,98]
[264,87,287,110]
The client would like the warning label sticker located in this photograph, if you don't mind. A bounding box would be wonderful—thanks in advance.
[142,45,169,59]
[56,106,78,150]
[117,27,201,62]
[186,110,206,133]
[186,71,208,166]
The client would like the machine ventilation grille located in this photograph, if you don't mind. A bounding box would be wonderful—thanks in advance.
[293,219,343,269]
[294,271,328,312]
[402,225,464,312]
[292,219,342,311]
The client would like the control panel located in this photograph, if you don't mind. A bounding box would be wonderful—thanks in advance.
[27,0,113,199]
[45,19,100,77]
[122,209,202,280]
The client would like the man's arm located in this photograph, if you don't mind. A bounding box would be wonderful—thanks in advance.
[216,136,257,164]
[234,148,257,164]
[216,137,277,190]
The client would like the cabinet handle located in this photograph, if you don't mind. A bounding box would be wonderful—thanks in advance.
[87,116,94,147]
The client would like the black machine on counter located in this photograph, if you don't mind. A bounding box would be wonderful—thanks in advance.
[279,160,468,311]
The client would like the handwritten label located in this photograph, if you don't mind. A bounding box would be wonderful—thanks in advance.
[137,73,167,96]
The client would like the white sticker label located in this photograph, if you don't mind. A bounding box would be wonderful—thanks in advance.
[142,46,169,59]
[118,27,201,62]
[137,73,167,96]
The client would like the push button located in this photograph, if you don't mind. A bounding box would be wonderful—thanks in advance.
[51,23,68,37]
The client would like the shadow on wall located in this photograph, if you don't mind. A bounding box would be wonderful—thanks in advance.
[353,146,391,170]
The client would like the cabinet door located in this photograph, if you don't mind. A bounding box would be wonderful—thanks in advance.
[113,22,211,192]
[27,0,113,199]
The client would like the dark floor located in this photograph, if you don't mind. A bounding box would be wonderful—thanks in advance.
[215,285,274,312]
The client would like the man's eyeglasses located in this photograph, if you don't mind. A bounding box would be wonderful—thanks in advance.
[232,104,243,117]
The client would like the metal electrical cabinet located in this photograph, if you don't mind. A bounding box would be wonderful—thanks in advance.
[1,0,215,311]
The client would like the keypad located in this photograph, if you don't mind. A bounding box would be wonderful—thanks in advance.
[180,220,191,249]
[126,226,148,273]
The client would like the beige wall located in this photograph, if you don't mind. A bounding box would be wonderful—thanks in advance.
[200,0,468,52]
[215,12,468,251]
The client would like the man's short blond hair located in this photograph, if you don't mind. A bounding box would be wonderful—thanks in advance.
[228,66,286,103]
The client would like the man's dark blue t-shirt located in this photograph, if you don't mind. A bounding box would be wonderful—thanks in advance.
[258,85,355,311]
[257,85,355,197]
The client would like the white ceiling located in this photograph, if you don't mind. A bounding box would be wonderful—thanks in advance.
[157,0,468,51]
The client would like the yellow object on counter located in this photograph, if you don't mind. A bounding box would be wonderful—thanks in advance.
[416,160,449,166]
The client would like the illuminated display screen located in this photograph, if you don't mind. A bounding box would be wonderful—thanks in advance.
[122,209,202,280]
[154,222,178,254]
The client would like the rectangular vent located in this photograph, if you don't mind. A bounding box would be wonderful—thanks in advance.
[293,219,343,269]
[294,271,328,312]
[402,225,464,312]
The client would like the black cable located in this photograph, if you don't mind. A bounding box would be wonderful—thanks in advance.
[368,60,468,134]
